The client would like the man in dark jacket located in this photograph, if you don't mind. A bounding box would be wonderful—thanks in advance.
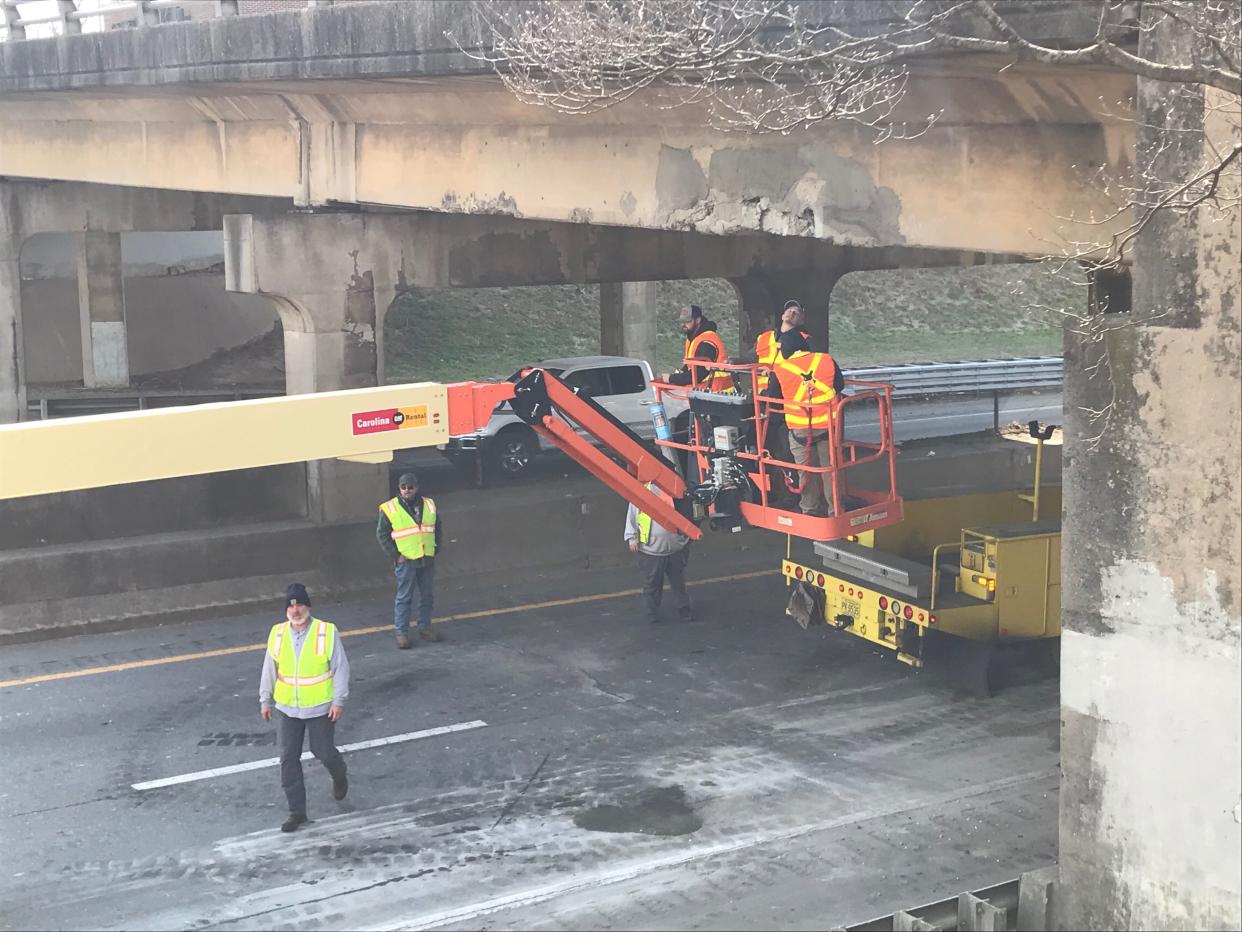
[376,471,444,649]
[661,304,731,390]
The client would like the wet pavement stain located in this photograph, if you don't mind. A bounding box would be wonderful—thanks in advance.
[573,785,703,836]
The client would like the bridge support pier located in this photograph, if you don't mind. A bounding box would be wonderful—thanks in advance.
[730,268,846,356]
[599,281,657,365]
[77,231,130,388]
[225,213,387,524]
[0,185,25,423]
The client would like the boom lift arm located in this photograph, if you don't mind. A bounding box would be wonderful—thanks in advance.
[0,370,697,541]
[508,368,698,540]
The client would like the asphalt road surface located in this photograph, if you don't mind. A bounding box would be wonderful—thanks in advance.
[1,549,1059,931]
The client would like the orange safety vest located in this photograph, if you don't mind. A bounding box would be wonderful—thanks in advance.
[684,329,733,393]
[754,328,811,393]
[773,350,839,430]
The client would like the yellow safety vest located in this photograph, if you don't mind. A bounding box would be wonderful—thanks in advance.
[774,351,838,430]
[268,618,336,708]
[636,484,673,545]
[755,330,778,393]
[380,496,437,560]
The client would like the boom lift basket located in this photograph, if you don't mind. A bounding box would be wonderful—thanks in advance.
[653,360,903,542]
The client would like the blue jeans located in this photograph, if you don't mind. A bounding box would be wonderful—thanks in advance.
[394,558,435,633]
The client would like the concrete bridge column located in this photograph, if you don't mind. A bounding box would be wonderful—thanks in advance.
[0,185,25,423]
[76,232,130,388]
[599,281,657,365]
[730,269,845,357]
[225,213,387,524]
[277,292,384,526]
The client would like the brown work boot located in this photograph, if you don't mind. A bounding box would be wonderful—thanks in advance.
[418,628,443,643]
[395,632,411,650]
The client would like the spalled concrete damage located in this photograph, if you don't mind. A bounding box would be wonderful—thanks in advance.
[0,3,1136,255]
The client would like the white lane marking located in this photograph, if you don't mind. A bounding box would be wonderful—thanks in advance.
[131,720,488,791]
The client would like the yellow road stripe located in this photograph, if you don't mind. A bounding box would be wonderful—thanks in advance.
[0,569,775,690]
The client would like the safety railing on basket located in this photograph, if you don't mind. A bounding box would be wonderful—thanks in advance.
[651,360,904,541]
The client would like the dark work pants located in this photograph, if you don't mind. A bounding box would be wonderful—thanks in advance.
[394,558,435,633]
[636,548,692,622]
[277,709,347,816]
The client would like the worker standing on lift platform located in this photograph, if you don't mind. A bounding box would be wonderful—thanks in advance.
[753,299,813,395]
[765,330,845,517]
[661,304,733,392]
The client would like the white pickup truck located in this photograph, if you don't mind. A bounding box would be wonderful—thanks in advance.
[438,355,689,476]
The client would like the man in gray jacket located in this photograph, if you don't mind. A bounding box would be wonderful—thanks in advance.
[624,491,694,624]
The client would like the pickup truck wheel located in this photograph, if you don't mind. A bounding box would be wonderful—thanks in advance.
[489,428,538,476]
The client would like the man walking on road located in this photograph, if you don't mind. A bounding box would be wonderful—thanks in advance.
[259,582,350,833]
[377,471,443,649]
[624,486,694,624]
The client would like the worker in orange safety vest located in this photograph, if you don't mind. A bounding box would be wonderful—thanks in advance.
[753,299,813,395]
[765,330,845,517]
[661,304,734,393]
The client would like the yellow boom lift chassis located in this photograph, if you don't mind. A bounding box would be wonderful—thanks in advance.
[782,423,1061,696]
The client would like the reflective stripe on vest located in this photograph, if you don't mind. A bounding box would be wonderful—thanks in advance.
[381,496,437,559]
[684,330,734,393]
[755,331,778,393]
[636,483,673,545]
[775,351,838,430]
[268,619,336,708]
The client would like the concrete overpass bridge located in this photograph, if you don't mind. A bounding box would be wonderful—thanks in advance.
[0,2,1136,435]
[0,5,1237,930]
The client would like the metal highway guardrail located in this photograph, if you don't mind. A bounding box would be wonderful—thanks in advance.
[23,357,1063,421]
[844,357,1063,398]
[25,387,283,419]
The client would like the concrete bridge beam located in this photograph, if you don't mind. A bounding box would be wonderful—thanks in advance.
[76,231,130,389]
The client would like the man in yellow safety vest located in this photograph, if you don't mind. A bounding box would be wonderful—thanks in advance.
[377,471,444,650]
[259,582,350,833]
[624,485,694,624]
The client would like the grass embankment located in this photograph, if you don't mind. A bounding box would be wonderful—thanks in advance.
[384,262,1079,384]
